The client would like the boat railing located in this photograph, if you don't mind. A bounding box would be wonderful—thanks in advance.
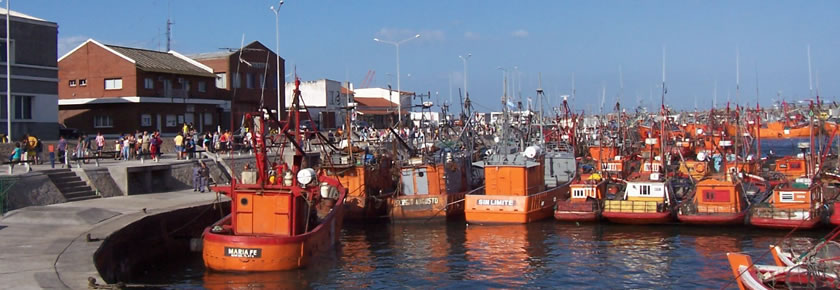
[750,206,819,220]
[678,201,738,215]
[604,200,664,213]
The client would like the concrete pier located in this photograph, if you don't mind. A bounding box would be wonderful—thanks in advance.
[0,190,228,289]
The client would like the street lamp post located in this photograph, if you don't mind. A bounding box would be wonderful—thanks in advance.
[269,1,283,120]
[374,34,420,126]
[4,0,10,141]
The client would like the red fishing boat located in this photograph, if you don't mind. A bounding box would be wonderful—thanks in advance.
[202,80,347,272]
[554,172,607,222]
[677,177,748,225]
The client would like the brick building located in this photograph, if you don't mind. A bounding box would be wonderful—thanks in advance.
[0,8,59,139]
[190,41,284,127]
[58,39,223,135]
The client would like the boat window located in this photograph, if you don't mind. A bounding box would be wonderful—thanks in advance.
[789,162,801,169]
[572,189,586,198]
[702,190,731,202]
[779,192,796,203]
[639,185,651,195]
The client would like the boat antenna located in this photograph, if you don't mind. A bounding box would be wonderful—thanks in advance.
[807,44,813,98]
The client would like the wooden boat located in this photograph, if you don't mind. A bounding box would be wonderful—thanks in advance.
[764,155,809,181]
[749,181,823,230]
[321,153,394,221]
[602,172,675,224]
[554,172,607,222]
[677,177,748,225]
[390,154,473,222]
[203,81,346,272]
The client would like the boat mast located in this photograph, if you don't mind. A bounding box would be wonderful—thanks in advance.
[734,47,740,173]
[660,46,667,176]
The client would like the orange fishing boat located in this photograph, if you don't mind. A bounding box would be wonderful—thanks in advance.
[390,154,473,222]
[321,153,394,221]
[554,172,607,222]
[203,81,346,272]
[752,120,813,139]
[677,177,748,225]
[465,146,574,224]
[749,180,823,230]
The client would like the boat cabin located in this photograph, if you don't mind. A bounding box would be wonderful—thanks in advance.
[692,179,745,214]
[623,180,669,203]
[769,156,808,180]
[569,180,604,202]
[641,161,662,173]
[483,160,545,196]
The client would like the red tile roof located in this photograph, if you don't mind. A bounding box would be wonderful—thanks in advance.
[355,97,398,107]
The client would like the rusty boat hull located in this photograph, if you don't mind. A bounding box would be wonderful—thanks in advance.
[677,211,747,225]
[390,191,466,222]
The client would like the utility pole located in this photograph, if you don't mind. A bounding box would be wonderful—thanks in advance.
[5,0,11,141]
[165,18,173,51]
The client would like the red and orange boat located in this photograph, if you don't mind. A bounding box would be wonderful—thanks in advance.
[677,176,749,225]
[602,171,675,224]
[749,180,823,230]
[554,171,607,222]
[203,81,347,272]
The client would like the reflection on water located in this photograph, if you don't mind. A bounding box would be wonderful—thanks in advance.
[148,222,830,289]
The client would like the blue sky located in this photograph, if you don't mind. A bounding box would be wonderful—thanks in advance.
[15,0,840,113]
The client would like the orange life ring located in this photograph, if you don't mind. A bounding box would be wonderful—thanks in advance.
[694,162,706,174]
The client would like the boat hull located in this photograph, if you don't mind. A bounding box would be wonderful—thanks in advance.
[602,211,673,224]
[749,217,822,230]
[390,192,465,222]
[203,207,344,272]
[464,188,561,224]
[677,211,746,225]
[553,211,599,222]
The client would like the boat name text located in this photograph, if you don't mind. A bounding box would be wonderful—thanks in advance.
[477,199,515,206]
[224,247,262,258]
[399,197,439,206]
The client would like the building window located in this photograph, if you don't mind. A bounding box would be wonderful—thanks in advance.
[94,115,113,128]
[232,73,241,88]
[198,81,206,92]
[245,73,253,89]
[69,80,77,87]
[13,95,32,120]
[215,73,227,89]
[166,114,176,127]
[0,39,15,64]
[105,78,122,90]
[79,79,87,86]
[144,78,154,89]
[204,112,213,125]
[258,73,265,88]
[141,114,152,127]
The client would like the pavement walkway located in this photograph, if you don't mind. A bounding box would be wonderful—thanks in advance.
[0,190,226,289]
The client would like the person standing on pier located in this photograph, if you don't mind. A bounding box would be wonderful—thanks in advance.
[199,161,210,192]
[193,162,202,192]
[174,132,184,160]
[95,132,105,156]
[57,136,67,165]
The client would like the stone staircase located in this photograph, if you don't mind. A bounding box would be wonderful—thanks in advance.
[45,169,100,202]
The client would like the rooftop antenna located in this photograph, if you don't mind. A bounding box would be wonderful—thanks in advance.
[166,1,173,51]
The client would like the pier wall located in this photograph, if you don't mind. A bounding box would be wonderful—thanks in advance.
[3,172,65,211]
[93,201,230,284]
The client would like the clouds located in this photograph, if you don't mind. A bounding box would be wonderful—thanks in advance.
[376,28,445,42]
[464,31,480,40]
[511,29,529,38]
[58,35,89,56]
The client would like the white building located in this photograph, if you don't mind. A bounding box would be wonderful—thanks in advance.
[410,111,439,127]
[284,79,349,130]
[353,87,413,117]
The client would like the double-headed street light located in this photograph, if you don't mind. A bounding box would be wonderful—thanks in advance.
[374,34,420,125]
[269,0,284,120]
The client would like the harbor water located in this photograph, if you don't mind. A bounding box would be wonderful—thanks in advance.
[141,222,829,289]
[133,139,833,289]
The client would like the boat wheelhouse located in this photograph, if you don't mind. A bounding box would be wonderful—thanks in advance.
[390,154,473,222]
[749,181,823,230]
[554,173,607,222]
